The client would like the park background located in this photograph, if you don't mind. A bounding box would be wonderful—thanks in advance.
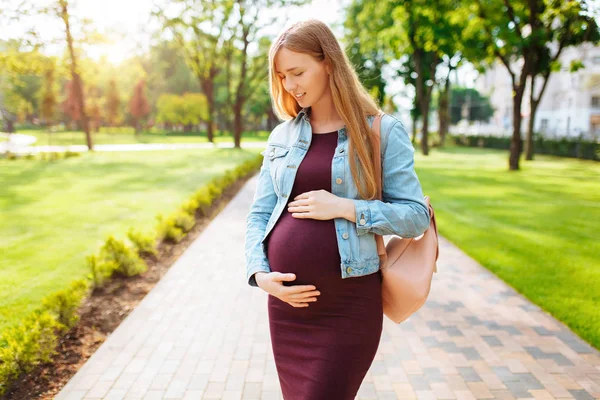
[0,0,599,398]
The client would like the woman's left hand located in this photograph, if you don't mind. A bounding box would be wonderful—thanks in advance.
[287,190,345,221]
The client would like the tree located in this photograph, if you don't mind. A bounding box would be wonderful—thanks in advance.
[105,79,121,127]
[0,41,49,133]
[156,92,208,131]
[154,0,234,143]
[524,2,599,160]
[449,87,494,124]
[5,0,105,150]
[155,0,306,148]
[39,61,57,127]
[469,0,600,169]
[86,84,102,133]
[59,0,92,149]
[353,0,469,155]
[343,0,387,106]
[62,79,81,128]
[129,79,150,134]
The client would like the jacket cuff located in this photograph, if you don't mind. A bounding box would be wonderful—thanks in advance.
[353,199,372,236]
[246,263,271,287]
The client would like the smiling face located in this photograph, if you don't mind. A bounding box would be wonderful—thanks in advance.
[274,47,331,109]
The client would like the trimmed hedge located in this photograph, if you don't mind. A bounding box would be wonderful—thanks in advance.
[449,133,599,161]
[0,154,263,396]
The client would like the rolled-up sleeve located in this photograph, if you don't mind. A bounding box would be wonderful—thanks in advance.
[352,119,430,238]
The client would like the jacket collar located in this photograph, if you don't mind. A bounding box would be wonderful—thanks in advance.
[295,106,348,138]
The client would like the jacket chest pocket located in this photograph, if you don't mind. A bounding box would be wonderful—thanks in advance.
[262,143,290,195]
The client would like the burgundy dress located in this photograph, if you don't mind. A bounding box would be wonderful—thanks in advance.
[264,131,383,400]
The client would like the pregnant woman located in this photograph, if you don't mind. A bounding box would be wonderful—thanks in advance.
[244,19,430,400]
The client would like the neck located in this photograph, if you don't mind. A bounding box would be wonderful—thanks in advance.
[307,91,341,124]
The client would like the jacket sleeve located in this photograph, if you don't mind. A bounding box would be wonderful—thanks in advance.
[244,147,277,287]
[352,119,430,238]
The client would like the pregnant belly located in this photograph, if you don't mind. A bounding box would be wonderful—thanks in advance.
[266,211,341,287]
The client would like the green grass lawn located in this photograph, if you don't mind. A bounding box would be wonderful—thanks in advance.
[15,128,269,146]
[414,146,600,349]
[0,147,261,332]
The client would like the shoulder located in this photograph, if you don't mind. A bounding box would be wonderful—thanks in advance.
[266,118,300,145]
[380,113,413,155]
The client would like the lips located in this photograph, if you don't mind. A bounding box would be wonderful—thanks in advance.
[294,93,306,99]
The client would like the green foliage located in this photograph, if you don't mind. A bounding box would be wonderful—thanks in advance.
[41,280,89,329]
[192,187,214,217]
[449,87,494,124]
[180,198,200,216]
[156,93,209,127]
[156,213,185,243]
[86,254,117,288]
[0,312,60,394]
[99,235,147,277]
[127,228,158,257]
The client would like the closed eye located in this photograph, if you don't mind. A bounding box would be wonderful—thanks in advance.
[279,72,303,80]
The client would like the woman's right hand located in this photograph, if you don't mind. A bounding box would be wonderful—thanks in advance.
[255,272,320,308]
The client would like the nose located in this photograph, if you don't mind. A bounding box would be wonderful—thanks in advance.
[284,78,296,93]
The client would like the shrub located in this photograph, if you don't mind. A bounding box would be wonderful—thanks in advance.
[99,235,147,277]
[41,280,89,329]
[449,133,599,161]
[193,188,213,217]
[86,254,118,288]
[156,214,185,243]
[64,151,81,158]
[206,181,222,199]
[174,210,195,232]
[180,198,200,217]
[126,228,158,257]
[0,312,61,394]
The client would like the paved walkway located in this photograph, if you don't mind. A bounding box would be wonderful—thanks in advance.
[55,174,600,400]
[0,132,266,153]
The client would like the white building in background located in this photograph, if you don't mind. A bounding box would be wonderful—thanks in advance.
[475,42,600,141]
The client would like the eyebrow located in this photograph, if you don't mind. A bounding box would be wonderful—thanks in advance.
[275,67,300,74]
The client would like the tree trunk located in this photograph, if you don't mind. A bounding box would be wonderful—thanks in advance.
[6,118,14,133]
[60,0,92,151]
[509,90,524,170]
[438,76,451,147]
[525,100,538,161]
[233,26,250,150]
[411,114,418,144]
[420,103,430,156]
[414,51,427,155]
[267,107,278,131]
[200,77,216,143]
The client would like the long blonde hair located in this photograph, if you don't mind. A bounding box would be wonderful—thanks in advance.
[268,19,381,200]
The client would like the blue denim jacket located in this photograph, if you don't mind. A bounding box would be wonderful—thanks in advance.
[244,108,430,287]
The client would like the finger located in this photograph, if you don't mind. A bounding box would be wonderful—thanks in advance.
[294,192,311,200]
[274,273,296,282]
[284,284,317,294]
[289,290,321,299]
[292,212,310,219]
[286,297,317,304]
[288,199,310,207]
[288,301,309,308]
[288,205,311,212]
